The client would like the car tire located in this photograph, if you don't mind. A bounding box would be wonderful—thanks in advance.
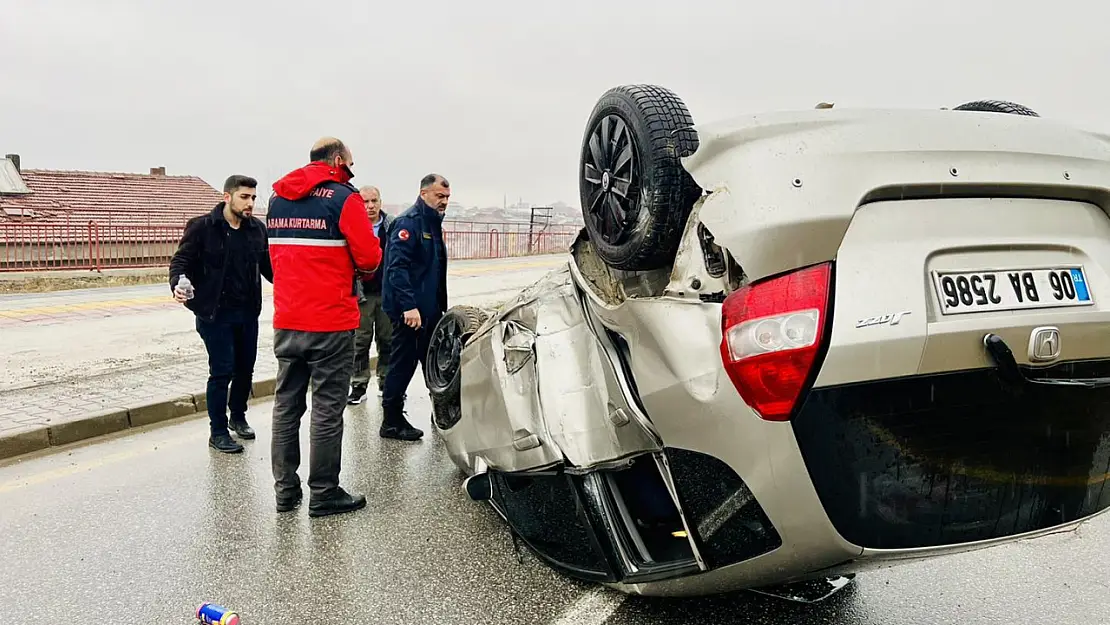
[952,99,1040,117]
[425,305,489,431]
[578,84,703,271]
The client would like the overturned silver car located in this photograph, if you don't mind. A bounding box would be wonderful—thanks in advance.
[423,86,1110,599]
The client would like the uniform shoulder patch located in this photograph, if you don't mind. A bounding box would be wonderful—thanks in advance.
[396,228,410,241]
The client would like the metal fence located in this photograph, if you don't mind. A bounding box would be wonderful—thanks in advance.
[0,220,582,272]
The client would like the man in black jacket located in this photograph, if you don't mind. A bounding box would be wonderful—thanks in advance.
[169,174,273,454]
[348,185,395,404]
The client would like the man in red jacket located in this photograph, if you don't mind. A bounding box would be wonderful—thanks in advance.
[266,137,382,518]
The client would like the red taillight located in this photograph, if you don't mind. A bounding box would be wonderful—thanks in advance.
[719,262,832,421]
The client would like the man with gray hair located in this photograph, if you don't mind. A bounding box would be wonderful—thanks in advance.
[348,184,395,404]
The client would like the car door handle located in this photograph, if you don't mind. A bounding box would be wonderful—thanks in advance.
[513,433,542,451]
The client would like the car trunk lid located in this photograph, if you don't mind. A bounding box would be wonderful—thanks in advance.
[790,195,1110,550]
[817,196,1110,385]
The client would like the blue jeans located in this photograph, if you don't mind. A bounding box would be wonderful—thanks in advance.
[195,308,259,436]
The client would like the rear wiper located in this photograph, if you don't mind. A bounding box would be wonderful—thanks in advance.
[983,333,1110,389]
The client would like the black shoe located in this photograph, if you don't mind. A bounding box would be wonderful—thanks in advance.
[209,434,244,454]
[380,403,423,440]
[276,488,303,513]
[228,418,256,440]
[308,488,367,518]
[379,422,424,441]
[347,385,367,405]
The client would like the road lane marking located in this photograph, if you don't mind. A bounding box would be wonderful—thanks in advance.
[549,588,627,625]
[0,295,170,317]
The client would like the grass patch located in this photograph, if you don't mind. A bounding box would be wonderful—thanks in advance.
[0,273,168,294]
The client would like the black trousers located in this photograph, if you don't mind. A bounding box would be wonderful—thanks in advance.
[271,328,353,500]
[381,319,435,413]
[195,308,258,436]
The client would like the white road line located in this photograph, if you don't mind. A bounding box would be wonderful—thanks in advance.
[549,587,628,625]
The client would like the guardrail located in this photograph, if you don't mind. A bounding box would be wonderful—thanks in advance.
[0,220,582,272]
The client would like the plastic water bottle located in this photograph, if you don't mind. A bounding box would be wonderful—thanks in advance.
[177,274,195,300]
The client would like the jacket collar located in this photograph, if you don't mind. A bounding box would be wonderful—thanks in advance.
[209,201,255,229]
[413,197,443,222]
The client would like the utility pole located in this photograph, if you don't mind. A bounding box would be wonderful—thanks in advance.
[528,205,553,254]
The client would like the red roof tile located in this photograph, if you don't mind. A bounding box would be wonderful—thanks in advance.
[0,168,222,227]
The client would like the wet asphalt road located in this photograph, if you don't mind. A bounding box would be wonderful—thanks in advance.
[2,378,1109,624]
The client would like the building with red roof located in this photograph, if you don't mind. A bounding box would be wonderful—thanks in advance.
[0,155,221,226]
[0,154,224,271]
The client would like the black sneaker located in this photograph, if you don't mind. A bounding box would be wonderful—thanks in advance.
[228,418,256,440]
[209,434,244,454]
[347,385,368,405]
[308,488,367,518]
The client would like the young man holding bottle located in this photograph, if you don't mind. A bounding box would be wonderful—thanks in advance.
[169,174,273,454]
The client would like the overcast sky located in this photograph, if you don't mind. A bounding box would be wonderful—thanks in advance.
[2,0,1108,210]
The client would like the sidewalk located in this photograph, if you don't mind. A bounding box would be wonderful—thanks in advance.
[0,253,569,461]
[0,353,284,459]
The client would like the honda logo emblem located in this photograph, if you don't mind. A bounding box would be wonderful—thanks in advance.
[1028,326,1061,363]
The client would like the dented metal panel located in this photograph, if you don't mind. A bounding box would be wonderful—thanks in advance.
[563,249,865,596]
[452,263,661,473]
[681,107,1110,283]
[538,286,661,467]
[662,194,739,301]
[455,288,563,474]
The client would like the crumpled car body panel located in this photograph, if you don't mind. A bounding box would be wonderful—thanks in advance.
[446,263,662,475]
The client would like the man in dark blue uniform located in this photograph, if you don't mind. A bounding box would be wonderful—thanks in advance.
[380,173,450,441]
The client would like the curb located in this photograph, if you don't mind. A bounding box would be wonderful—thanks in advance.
[0,356,377,462]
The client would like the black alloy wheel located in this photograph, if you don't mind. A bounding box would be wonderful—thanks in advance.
[424,305,488,431]
[427,314,466,395]
[583,114,641,247]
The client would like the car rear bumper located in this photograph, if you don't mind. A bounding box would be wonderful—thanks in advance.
[610,503,1106,598]
[601,359,1110,597]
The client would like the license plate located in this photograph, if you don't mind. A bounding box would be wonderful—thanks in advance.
[932,267,1093,315]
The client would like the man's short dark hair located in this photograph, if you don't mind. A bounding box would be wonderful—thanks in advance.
[420,173,448,189]
[223,174,257,193]
[310,139,347,163]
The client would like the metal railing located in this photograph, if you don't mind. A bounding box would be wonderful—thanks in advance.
[0,220,582,272]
